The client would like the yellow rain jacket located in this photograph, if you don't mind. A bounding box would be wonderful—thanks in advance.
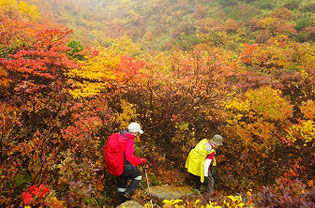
[185,139,216,183]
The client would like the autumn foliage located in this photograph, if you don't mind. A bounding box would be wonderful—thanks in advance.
[1,0,314,207]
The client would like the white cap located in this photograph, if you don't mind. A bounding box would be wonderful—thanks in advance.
[127,122,144,134]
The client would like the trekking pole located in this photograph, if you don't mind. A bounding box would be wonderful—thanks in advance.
[144,165,154,208]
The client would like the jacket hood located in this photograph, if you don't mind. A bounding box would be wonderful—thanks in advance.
[120,130,135,140]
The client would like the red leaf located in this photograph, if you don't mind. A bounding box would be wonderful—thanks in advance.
[40,184,50,195]
[22,192,33,205]
[31,186,41,197]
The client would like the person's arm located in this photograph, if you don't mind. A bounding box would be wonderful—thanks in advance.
[204,158,212,177]
[125,139,144,166]
[204,152,215,177]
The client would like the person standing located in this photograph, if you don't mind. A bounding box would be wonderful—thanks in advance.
[104,122,147,204]
[185,134,223,196]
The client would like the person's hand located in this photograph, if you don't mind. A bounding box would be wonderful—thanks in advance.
[140,158,147,165]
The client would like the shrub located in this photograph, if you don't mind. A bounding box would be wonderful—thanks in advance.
[248,179,315,208]
[284,0,301,10]
[295,18,311,31]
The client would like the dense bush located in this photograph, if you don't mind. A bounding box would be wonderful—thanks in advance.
[247,179,315,208]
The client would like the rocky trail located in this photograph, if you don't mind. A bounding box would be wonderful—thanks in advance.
[117,185,196,208]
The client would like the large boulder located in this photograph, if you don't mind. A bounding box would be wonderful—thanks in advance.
[116,200,142,208]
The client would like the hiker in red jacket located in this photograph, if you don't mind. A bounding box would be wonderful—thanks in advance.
[104,122,147,204]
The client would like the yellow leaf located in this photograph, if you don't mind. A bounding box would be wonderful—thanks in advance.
[238,202,245,207]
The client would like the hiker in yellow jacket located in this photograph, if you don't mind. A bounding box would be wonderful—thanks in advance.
[185,134,223,196]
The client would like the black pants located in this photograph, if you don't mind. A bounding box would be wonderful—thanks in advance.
[190,173,202,190]
[190,166,218,193]
[116,166,142,204]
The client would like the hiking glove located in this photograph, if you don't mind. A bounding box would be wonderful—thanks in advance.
[140,158,147,165]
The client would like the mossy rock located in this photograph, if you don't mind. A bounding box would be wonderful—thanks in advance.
[116,200,142,208]
[149,185,194,200]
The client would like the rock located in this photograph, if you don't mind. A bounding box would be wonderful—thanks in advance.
[116,200,142,208]
[149,185,194,200]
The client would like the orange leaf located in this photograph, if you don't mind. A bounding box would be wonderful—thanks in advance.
[307,180,313,187]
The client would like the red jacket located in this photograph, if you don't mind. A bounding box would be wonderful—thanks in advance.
[124,132,143,166]
[206,142,216,161]
[104,132,142,176]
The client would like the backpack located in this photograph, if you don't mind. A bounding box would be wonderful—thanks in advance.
[104,133,127,176]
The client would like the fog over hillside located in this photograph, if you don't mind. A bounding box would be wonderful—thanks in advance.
[26,0,314,51]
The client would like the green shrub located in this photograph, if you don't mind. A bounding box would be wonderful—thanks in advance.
[284,0,301,10]
[295,17,311,31]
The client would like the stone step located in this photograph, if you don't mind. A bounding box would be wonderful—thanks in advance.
[149,185,195,200]
[116,200,142,208]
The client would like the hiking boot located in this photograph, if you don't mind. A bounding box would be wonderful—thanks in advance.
[118,193,128,204]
